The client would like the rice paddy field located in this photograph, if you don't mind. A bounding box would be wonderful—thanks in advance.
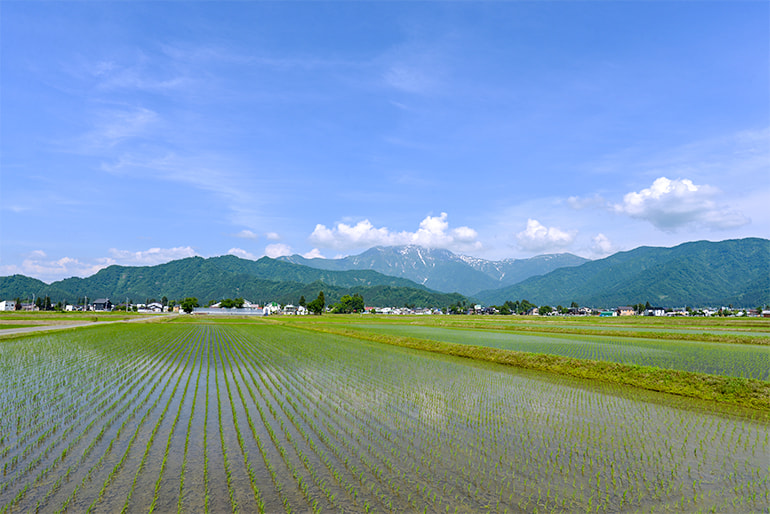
[0,316,768,513]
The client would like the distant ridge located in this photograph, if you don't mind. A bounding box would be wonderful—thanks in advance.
[473,238,770,308]
[278,245,589,295]
[1,238,766,308]
[0,255,465,308]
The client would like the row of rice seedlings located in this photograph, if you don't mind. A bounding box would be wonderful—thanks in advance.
[289,329,610,510]
[0,329,176,512]
[352,323,770,379]
[211,328,240,513]
[61,328,193,513]
[0,330,161,489]
[122,329,203,513]
[33,332,181,513]
[2,360,143,500]
[17,328,186,513]
[203,328,211,513]
[0,335,120,459]
[233,327,418,512]
[83,327,194,511]
[216,327,322,512]
[260,332,451,499]
[176,328,206,513]
[231,330,368,507]
[244,324,769,512]
[225,328,352,512]
[242,329,437,506]
[213,327,301,513]
[213,328,269,513]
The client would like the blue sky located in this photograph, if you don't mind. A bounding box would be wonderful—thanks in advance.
[2,1,768,283]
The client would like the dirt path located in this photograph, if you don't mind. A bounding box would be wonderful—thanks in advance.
[0,315,176,338]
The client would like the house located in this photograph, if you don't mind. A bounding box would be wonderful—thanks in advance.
[282,304,297,315]
[264,302,282,315]
[147,302,164,312]
[644,307,666,317]
[616,306,635,316]
[0,300,16,311]
[92,299,113,311]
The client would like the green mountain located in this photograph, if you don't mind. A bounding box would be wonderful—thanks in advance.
[0,255,464,308]
[474,238,770,308]
[279,245,589,295]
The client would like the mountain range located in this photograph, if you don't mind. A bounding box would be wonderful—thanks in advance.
[474,238,770,307]
[1,238,767,308]
[278,246,589,295]
[0,255,465,308]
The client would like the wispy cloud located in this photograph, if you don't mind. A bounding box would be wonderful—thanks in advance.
[234,230,259,240]
[72,106,160,153]
[99,151,268,229]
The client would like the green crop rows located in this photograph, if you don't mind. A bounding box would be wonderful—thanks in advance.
[342,323,770,380]
[1,322,768,512]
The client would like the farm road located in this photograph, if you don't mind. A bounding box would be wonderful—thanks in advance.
[0,314,174,338]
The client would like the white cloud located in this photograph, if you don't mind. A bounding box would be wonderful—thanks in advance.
[227,248,258,260]
[235,230,259,240]
[590,233,615,256]
[0,246,202,282]
[303,248,325,259]
[108,246,198,265]
[567,194,606,210]
[516,219,575,252]
[265,243,292,258]
[0,251,113,283]
[266,232,281,241]
[309,213,481,253]
[613,177,749,231]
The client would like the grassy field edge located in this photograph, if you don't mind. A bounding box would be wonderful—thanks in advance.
[293,321,770,415]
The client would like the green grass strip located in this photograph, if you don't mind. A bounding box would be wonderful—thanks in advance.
[293,322,770,415]
[398,320,770,346]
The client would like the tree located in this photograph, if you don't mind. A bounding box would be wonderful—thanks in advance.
[299,295,306,308]
[307,291,325,315]
[331,294,365,314]
[539,305,553,315]
[14,298,21,311]
[161,296,168,307]
[181,297,199,314]
[220,298,245,309]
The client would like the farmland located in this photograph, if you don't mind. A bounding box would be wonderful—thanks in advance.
[1,317,768,513]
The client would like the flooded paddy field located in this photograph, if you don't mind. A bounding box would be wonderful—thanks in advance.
[342,323,770,380]
[1,322,768,513]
